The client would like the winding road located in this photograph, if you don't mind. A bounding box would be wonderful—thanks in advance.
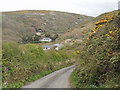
[22,65,75,88]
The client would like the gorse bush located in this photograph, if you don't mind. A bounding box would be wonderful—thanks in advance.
[47,50,69,62]
[72,10,120,88]
[2,42,74,88]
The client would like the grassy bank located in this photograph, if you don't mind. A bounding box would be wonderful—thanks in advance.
[71,10,120,88]
[2,42,75,88]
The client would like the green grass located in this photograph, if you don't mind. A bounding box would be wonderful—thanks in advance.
[5,64,72,88]
[70,70,80,88]
[2,41,75,88]
[71,69,120,88]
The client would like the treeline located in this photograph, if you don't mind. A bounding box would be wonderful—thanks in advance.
[45,32,59,41]
[22,33,59,43]
[2,41,75,88]
[22,35,41,43]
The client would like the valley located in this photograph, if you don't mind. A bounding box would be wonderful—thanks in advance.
[2,10,120,88]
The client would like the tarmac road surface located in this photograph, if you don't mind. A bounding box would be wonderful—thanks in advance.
[22,65,75,88]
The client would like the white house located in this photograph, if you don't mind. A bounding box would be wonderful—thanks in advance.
[43,44,63,51]
[54,44,63,50]
[40,38,52,42]
[36,32,41,36]
[43,45,54,50]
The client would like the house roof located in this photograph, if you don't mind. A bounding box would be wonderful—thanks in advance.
[54,44,63,47]
[41,38,51,40]
[43,45,55,48]
[43,44,63,48]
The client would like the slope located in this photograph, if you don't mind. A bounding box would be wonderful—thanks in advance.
[71,10,120,88]
[2,10,93,42]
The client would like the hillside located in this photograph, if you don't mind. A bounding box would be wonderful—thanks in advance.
[57,10,119,54]
[58,10,119,44]
[71,10,120,88]
[57,20,94,43]
[2,10,93,42]
[2,9,120,88]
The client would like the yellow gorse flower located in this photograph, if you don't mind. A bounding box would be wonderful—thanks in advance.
[115,29,119,32]
[112,32,115,35]
[106,49,110,52]
[91,30,94,32]
[109,31,113,34]
[106,34,110,37]
[115,28,119,32]
[76,51,80,54]
[73,40,75,42]
[110,16,114,20]
[82,31,87,34]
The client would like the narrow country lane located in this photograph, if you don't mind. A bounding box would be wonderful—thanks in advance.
[22,65,75,88]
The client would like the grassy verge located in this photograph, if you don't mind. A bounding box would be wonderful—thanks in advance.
[70,70,80,88]
[6,64,72,88]
[2,42,75,88]
[71,69,120,88]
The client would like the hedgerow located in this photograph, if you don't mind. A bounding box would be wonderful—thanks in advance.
[72,10,120,88]
[2,42,74,88]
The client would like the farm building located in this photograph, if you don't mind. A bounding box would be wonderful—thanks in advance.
[40,38,52,42]
[43,44,63,51]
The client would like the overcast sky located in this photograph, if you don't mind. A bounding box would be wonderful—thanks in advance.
[0,0,119,17]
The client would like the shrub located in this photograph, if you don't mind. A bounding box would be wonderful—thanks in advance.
[2,42,73,88]
[73,11,120,88]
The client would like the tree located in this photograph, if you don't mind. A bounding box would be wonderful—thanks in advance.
[51,34,59,41]
[45,32,50,37]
